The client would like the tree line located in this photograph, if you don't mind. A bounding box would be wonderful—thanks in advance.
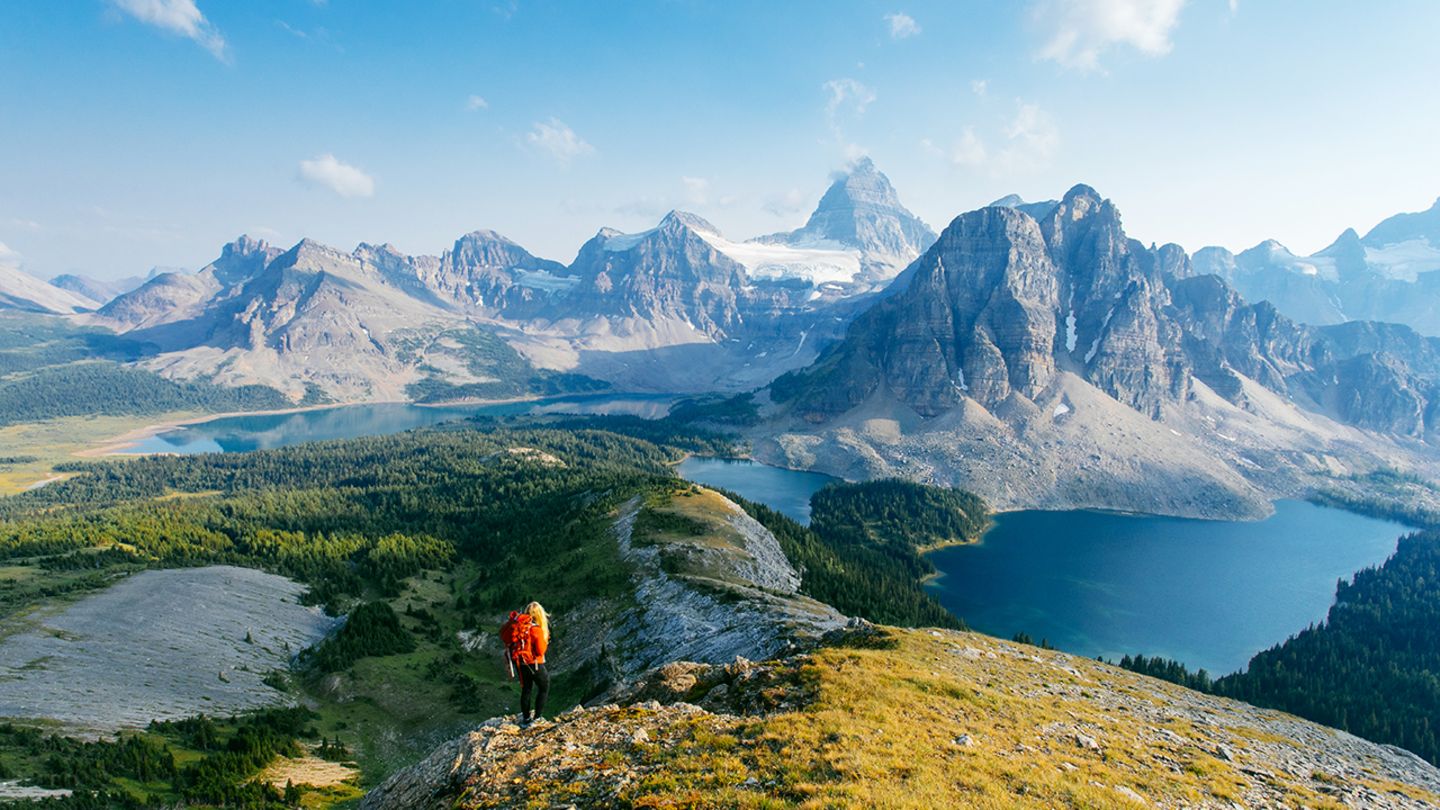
[1115,531,1440,765]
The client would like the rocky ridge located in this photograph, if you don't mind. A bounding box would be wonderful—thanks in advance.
[462,487,843,695]
[1194,196,1440,336]
[82,160,930,398]
[605,491,843,674]
[362,624,1440,809]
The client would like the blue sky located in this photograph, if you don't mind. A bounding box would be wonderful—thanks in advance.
[2,0,1438,280]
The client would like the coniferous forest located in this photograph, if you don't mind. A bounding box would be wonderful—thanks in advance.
[0,420,982,805]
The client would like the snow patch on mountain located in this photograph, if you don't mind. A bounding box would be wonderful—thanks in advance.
[693,230,862,285]
[1362,239,1440,282]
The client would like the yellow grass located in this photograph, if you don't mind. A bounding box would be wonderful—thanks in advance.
[499,628,1434,810]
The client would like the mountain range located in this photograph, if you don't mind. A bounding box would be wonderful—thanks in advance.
[756,184,1440,518]
[6,159,917,399]
[0,263,99,314]
[1194,197,1440,335]
[3,162,1440,519]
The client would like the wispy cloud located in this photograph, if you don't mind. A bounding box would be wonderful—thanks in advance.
[1032,0,1185,71]
[884,12,922,39]
[681,176,711,206]
[297,154,376,198]
[971,79,989,97]
[276,20,308,39]
[110,0,229,62]
[526,119,595,165]
[823,78,877,159]
[1000,101,1060,168]
[763,188,808,218]
[466,94,489,111]
[923,127,989,168]
[0,240,20,267]
[924,100,1059,175]
[824,78,877,119]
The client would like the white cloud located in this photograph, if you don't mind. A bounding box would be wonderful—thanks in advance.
[526,119,594,165]
[467,94,489,111]
[297,154,376,198]
[924,101,1058,175]
[1000,101,1060,168]
[1032,0,1185,71]
[681,176,710,206]
[824,78,877,119]
[822,79,876,159]
[971,79,989,96]
[110,0,229,62]
[923,127,989,168]
[884,12,921,39]
[0,240,20,266]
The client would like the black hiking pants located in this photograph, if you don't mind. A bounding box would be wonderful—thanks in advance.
[519,662,549,720]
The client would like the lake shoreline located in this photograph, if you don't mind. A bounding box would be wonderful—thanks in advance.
[74,393,586,458]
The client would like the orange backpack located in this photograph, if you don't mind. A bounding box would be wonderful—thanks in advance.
[501,611,536,664]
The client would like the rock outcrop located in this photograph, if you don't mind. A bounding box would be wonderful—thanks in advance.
[363,626,1440,809]
[605,491,844,674]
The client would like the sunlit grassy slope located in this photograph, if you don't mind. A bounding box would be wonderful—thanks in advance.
[416,627,1440,810]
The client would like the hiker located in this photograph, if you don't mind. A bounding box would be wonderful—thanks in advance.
[500,601,550,725]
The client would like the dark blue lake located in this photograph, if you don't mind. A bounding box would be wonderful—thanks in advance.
[673,459,1406,675]
[925,501,1406,674]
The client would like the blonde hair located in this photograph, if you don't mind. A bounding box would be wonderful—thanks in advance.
[525,601,549,643]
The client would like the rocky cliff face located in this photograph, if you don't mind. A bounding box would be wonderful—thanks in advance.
[777,184,1440,440]
[761,184,1440,517]
[775,206,1057,417]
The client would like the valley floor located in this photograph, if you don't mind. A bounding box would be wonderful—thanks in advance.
[0,411,208,494]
